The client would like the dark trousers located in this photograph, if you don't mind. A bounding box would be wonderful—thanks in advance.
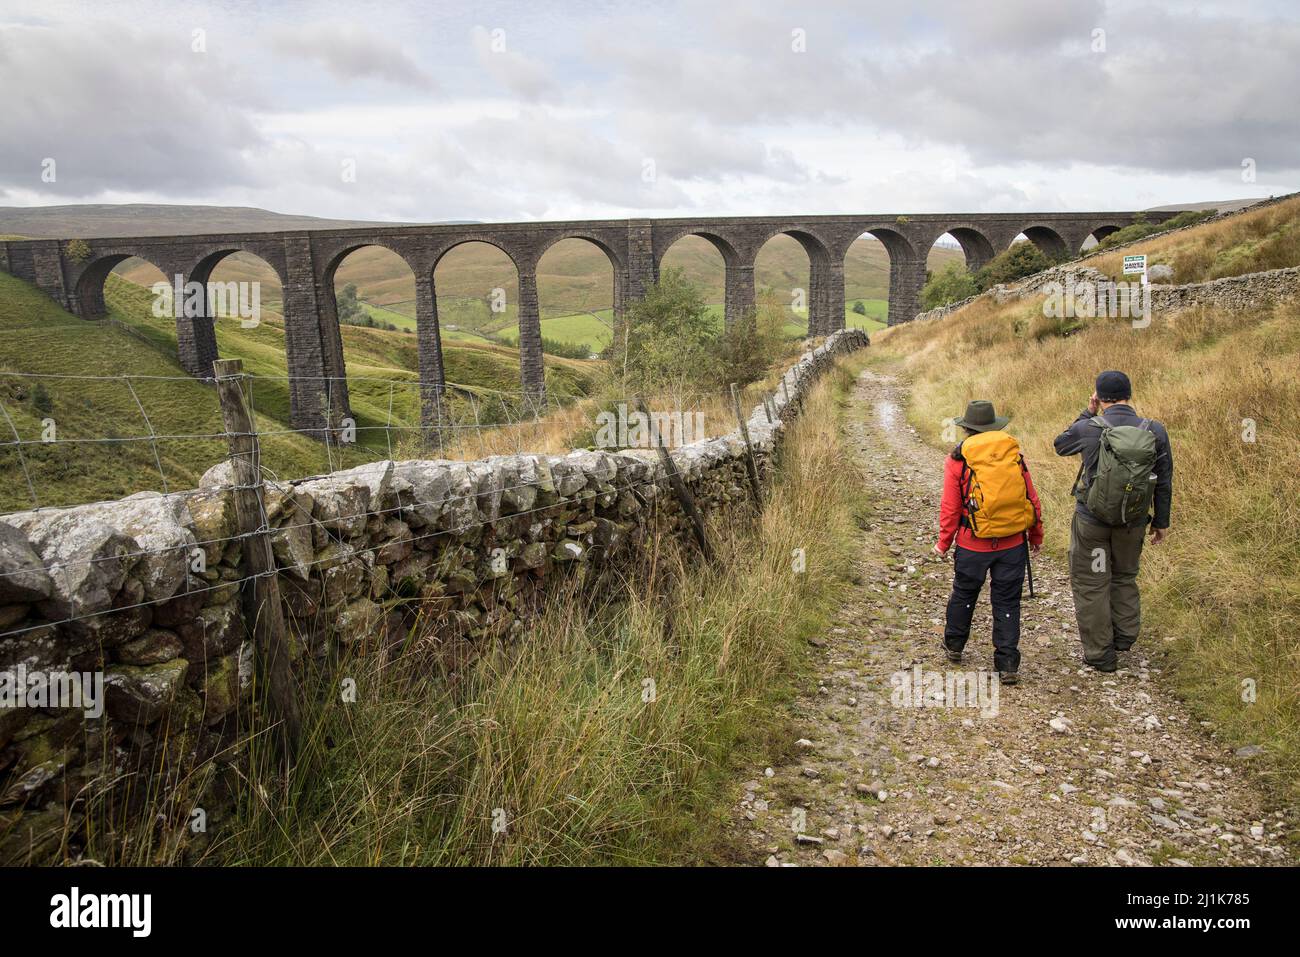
[943,544,1028,672]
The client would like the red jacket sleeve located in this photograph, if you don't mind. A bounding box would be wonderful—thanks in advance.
[1022,459,1044,548]
[937,456,963,551]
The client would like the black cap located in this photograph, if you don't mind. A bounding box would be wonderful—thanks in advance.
[1095,370,1132,402]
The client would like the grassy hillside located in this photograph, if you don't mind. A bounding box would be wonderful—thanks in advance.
[870,202,1300,804]
[1088,195,1300,284]
[0,271,598,512]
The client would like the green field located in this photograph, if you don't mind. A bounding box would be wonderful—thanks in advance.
[494,310,614,353]
[491,298,889,354]
[0,271,598,512]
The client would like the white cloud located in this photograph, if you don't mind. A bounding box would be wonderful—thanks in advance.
[470,24,557,102]
[268,22,435,90]
[1,0,1296,219]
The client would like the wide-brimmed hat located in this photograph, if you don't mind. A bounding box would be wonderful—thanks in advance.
[953,400,1009,433]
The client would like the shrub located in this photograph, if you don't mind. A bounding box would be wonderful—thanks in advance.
[921,262,979,310]
[64,239,91,264]
[1095,210,1215,250]
[974,242,1055,289]
[32,382,53,415]
[712,288,787,387]
[540,337,590,360]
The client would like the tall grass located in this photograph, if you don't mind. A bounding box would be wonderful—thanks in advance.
[70,355,865,866]
[1089,195,1300,283]
[395,377,787,463]
[873,291,1300,804]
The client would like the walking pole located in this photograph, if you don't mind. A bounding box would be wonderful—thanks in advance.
[1025,533,1036,599]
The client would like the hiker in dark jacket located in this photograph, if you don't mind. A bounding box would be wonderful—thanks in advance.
[933,400,1044,685]
[1053,371,1173,672]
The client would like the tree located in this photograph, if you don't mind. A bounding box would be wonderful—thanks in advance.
[335,282,368,325]
[540,337,590,359]
[608,268,717,392]
[852,300,867,316]
[921,262,979,310]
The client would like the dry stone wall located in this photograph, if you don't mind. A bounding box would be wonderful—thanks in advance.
[0,329,868,861]
[913,263,1300,324]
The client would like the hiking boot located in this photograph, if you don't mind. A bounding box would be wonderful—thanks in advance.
[941,641,963,664]
[999,671,1020,686]
[1086,659,1117,673]
[1113,639,1135,652]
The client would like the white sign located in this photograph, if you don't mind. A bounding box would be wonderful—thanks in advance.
[1122,254,1147,275]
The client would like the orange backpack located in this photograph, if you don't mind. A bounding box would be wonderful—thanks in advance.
[957,431,1036,539]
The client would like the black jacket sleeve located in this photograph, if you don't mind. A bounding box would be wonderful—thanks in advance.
[1151,422,1174,529]
[1053,410,1093,457]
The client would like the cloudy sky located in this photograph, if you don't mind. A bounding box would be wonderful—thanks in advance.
[1,0,1297,222]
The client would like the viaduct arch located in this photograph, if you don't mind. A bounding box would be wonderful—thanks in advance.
[0,209,1182,439]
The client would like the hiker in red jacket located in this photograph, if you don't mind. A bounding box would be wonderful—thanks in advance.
[932,400,1044,684]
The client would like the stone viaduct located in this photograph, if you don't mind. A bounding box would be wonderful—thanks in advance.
[0,210,1179,437]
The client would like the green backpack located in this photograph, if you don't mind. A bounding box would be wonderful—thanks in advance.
[1072,416,1158,526]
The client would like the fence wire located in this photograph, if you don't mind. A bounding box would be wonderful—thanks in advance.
[0,336,840,642]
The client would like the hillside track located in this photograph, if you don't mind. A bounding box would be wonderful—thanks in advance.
[729,368,1293,866]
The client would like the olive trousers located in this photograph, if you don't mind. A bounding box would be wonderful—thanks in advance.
[1067,512,1147,668]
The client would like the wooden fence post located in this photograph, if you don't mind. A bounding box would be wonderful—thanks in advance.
[730,383,764,512]
[213,358,301,758]
[637,395,713,561]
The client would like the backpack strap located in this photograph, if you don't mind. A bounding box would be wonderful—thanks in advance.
[1070,415,1110,496]
[955,441,975,531]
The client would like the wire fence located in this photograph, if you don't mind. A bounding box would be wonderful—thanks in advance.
[0,362,784,517]
[0,451,682,642]
[0,312,849,652]
[0,332,859,757]
[0,395,805,640]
